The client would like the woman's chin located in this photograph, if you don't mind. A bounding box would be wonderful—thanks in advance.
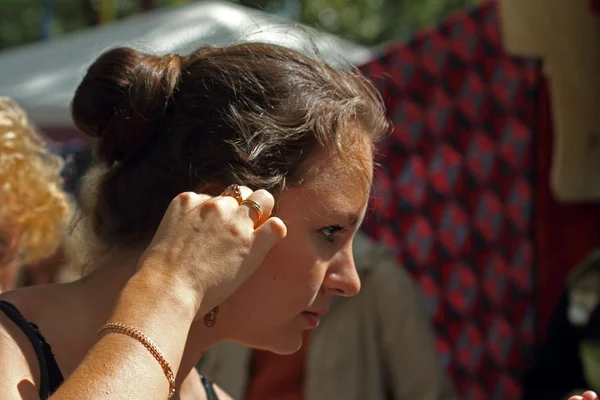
[268,340,303,355]
[243,330,305,355]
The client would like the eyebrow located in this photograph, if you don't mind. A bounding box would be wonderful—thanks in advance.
[348,213,361,227]
[331,210,363,227]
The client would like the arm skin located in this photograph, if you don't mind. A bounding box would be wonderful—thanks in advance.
[0,268,197,400]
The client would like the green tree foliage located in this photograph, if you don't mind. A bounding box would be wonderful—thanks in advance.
[245,0,477,45]
[0,0,477,51]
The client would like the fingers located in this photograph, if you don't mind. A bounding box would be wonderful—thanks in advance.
[195,185,249,218]
[187,193,212,207]
[215,185,251,209]
[197,184,275,231]
[169,192,212,216]
[238,186,253,200]
[252,216,287,258]
[217,185,275,229]
[152,187,286,312]
[239,189,275,227]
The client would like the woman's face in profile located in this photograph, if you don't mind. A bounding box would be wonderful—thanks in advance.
[218,138,373,354]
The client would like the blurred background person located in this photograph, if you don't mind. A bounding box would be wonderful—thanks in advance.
[199,231,457,400]
[522,249,600,400]
[0,97,72,293]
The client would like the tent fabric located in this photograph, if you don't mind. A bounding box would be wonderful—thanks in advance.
[359,2,540,398]
[0,1,374,129]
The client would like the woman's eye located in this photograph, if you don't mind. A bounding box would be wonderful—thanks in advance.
[319,225,345,243]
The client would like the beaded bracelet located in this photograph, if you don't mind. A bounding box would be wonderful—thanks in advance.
[98,322,176,398]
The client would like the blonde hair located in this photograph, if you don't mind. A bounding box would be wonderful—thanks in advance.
[0,97,71,266]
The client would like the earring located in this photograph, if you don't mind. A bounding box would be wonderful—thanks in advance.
[203,306,219,327]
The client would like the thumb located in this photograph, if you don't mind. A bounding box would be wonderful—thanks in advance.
[252,217,287,257]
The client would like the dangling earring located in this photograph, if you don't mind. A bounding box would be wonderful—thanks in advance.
[203,306,219,327]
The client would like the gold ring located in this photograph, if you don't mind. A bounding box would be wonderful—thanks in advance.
[221,184,243,205]
[241,199,262,223]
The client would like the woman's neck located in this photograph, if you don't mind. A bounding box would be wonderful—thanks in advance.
[67,249,225,385]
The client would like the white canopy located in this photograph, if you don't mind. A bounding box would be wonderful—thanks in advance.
[0,1,374,128]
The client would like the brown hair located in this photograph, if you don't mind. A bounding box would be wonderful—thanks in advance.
[0,97,72,267]
[72,43,388,248]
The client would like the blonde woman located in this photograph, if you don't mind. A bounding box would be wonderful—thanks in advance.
[0,97,71,293]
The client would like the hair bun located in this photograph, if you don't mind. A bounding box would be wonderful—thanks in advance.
[71,47,182,165]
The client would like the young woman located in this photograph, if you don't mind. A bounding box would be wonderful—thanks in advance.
[0,42,388,399]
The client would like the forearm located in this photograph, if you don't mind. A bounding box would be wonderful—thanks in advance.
[51,269,197,400]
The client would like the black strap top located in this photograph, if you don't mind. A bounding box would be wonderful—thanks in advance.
[0,300,218,399]
[0,300,63,398]
[201,372,219,400]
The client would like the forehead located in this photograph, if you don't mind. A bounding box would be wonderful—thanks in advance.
[278,122,374,218]
[277,182,369,225]
[302,123,374,184]
[278,157,373,221]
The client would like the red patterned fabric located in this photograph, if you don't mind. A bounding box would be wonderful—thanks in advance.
[359,2,541,399]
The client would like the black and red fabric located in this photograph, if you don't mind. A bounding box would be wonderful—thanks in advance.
[359,2,542,399]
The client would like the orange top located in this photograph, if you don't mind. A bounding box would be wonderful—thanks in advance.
[246,331,311,400]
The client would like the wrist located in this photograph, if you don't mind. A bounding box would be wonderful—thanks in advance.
[102,265,201,383]
[125,266,202,324]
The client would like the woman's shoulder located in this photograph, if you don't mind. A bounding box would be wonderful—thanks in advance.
[0,284,54,319]
[0,285,62,362]
[0,292,41,399]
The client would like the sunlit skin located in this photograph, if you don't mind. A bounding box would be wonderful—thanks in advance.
[0,128,373,400]
[188,134,375,355]
[214,179,370,353]
[1,114,594,399]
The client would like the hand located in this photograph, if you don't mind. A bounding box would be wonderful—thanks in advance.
[137,187,287,317]
[569,391,598,400]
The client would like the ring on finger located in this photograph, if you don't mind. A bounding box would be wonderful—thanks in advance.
[240,199,262,224]
[221,184,243,205]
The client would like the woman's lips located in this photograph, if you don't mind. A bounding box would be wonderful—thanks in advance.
[301,311,320,328]
[301,308,328,328]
